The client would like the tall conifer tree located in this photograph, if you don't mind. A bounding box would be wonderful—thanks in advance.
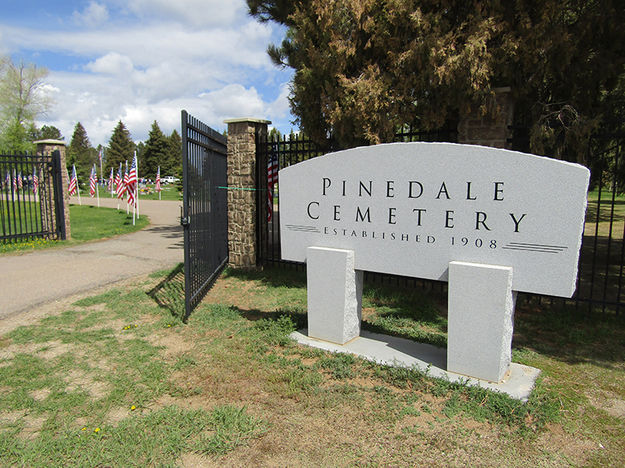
[105,121,135,175]
[68,122,95,185]
[143,121,169,179]
[167,129,182,178]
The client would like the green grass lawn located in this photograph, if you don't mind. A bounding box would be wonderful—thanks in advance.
[1,265,622,466]
[0,204,149,254]
[137,184,181,201]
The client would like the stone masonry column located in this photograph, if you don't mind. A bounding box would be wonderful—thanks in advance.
[224,118,271,268]
[34,139,71,239]
[457,87,514,149]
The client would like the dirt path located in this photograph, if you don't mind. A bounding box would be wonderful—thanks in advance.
[0,196,183,321]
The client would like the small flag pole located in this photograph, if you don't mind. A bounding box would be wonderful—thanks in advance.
[135,154,140,219]
[132,153,137,226]
[95,166,100,208]
[125,160,129,215]
[157,166,161,200]
[98,149,103,205]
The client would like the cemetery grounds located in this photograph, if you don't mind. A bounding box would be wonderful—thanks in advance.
[0,263,623,467]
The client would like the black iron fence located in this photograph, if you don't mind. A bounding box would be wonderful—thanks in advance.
[256,129,625,315]
[181,111,228,320]
[0,151,66,243]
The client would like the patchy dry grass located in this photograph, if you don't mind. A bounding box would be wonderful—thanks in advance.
[0,266,623,466]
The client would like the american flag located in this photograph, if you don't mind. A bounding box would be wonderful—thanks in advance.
[155,166,161,192]
[13,171,18,192]
[108,167,114,192]
[17,172,23,190]
[267,153,278,222]
[68,165,78,196]
[89,164,97,197]
[125,159,136,205]
[32,167,39,195]
[116,163,125,199]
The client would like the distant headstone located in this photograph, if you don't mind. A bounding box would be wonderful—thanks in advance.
[280,142,590,381]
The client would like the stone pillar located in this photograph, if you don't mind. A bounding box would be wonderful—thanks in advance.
[447,261,515,382]
[306,246,363,344]
[458,87,514,149]
[224,118,271,268]
[34,139,71,239]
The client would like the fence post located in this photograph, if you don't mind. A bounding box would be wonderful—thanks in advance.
[457,87,514,149]
[224,118,271,268]
[34,139,70,239]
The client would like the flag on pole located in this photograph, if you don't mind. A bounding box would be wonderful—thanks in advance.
[267,153,278,222]
[155,166,161,192]
[116,163,126,199]
[123,160,129,191]
[17,172,23,190]
[33,167,39,195]
[126,155,137,205]
[108,167,114,192]
[89,164,97,197]
[123,160,131,214]
[68,165,78,196]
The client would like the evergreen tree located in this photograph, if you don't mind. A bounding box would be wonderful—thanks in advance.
[39,125,63,140]
[143,121,169,179]
[248,0,625,162]
[167,129,182,178]
[68,122,95,185]
[105,121,135,175]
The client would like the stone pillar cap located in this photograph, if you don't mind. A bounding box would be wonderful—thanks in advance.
[224,118,272,125]
[34,139,67,146]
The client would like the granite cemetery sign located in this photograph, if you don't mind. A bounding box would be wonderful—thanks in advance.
[280,142,590,382]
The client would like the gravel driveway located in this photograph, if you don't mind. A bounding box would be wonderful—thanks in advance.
[0,197,184,321]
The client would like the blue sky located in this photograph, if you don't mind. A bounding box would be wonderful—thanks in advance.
[0,0,294,145]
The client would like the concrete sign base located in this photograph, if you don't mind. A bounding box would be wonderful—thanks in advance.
[291,329,541,401]
[306,246,363,344]
[447,261,516,382]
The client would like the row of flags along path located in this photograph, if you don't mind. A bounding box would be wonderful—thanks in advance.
[68,152,161,225]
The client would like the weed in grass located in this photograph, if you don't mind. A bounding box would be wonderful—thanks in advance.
[318,353,356,379]
[400,405,422,417]
[269,367,322,398]
[0,405,264,466]
[373,364,427,390]
[193,405,268,456]
[173,354,197,371]
[251,314,296,346]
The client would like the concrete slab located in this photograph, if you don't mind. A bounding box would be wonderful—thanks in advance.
[291,329,540,402]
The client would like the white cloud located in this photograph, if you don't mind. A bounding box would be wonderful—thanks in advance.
[73,2,110,27]
[120,0,247,27]
[1,0,294,146]
[86,52,134,75]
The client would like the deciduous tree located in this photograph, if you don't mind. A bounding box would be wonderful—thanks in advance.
[0,56,53,152]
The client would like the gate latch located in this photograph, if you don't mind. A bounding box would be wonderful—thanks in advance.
[180,207,190,228]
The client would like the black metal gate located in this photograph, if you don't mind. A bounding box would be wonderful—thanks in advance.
[181,111,228,319]
[1,150,66,243]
